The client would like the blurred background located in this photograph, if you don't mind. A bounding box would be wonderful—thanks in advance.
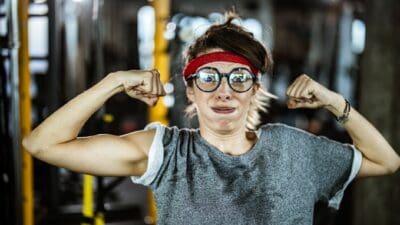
[0,0,399,224]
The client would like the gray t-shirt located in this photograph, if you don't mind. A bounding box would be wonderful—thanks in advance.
[131,122,362,225]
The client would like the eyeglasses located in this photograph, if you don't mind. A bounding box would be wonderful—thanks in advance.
[186,67,257,93]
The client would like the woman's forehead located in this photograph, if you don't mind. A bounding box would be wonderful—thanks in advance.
[196,48,224,57]
[199,61,251,72]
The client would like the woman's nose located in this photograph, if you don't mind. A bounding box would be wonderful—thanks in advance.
[216,78,232,100]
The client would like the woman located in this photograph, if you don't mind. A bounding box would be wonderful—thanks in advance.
[24,15,399,224]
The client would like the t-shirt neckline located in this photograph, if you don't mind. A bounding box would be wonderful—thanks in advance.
[193,127,266,161]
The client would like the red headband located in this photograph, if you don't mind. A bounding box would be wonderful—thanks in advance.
[183,51,259,78]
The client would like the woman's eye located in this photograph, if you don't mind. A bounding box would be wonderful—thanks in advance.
[199,73,218,82]
[230,74,247,82]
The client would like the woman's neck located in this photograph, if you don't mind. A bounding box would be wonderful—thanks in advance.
[199,125,256,156]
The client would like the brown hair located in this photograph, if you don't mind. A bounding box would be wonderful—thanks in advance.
[184,12,276,131]
[184,14,273,73]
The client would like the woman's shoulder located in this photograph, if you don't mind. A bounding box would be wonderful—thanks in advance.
[259,122,299,132]
[259,122,315,139]
[144,122,198,143]
[145,122,197,132]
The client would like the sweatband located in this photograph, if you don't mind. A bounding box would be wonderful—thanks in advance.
[183,51,259,79]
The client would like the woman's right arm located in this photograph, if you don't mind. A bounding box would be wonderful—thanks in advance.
[23,70,165,176]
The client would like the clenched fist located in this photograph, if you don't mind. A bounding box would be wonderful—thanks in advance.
[286,74,340,110]
[112,69,166,106]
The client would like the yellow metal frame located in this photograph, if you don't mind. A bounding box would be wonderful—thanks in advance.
[150,0,170,124]
[149,0,171,223]
[81,174,105,225]
[18,0,33,225]
[82,175,94,225]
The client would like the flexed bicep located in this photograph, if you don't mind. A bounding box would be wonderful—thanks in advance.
[31,129,156,176]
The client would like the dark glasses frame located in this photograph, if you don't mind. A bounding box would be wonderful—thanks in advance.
[185,67,258,93]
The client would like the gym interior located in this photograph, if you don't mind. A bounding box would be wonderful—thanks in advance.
[1,0,399,225]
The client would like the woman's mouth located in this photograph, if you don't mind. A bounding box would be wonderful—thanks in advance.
[211,107,235,114]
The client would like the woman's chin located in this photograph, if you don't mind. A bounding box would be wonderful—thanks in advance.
[212,119,236,132]
[200,115,244,133]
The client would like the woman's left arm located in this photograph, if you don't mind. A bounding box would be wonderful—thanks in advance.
[286,74,400,178]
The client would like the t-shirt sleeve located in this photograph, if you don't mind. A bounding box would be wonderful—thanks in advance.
[279,124,362,210]
[324,144,362,209]
[130,122,166,186]
[130,122,181,188]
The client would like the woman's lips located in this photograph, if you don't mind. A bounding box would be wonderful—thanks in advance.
[211,107,235,114]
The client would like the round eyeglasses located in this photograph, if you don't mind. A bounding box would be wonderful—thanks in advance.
[186,67,258,93]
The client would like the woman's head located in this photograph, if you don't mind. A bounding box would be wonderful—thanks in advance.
[183,15,272,74]
[183,13,275,133]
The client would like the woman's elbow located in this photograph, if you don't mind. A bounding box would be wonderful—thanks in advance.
[22,135,42,156]
[384,156,400,174]
[392,156,400,173]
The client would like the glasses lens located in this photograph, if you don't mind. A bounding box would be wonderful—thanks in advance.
[229,68,254,92]
[196,68,220,92]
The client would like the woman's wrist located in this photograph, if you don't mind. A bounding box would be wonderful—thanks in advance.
[104,72,125,94]
[324,92,347,118]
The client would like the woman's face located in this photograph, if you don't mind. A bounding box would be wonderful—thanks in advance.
[186,61,258,134]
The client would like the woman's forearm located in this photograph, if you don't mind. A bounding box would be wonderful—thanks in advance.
[286,74,399,175]
[24,73,122,154]
[326,93,400,173]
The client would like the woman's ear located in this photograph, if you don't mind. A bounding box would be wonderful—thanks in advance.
[186,86,195,102]
[250,83,260,103]
[252,82,260,96]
